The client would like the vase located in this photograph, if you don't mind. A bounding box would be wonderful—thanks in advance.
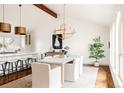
[94,62,99,67]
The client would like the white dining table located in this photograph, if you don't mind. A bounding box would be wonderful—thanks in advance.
[40,57,74,84]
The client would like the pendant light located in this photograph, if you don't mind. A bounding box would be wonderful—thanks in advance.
[0,4,11,33]
[54,4,75,39]
[15,4,26,35]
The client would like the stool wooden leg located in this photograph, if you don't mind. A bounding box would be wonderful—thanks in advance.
[7,62,11,82]
[15,60,19,78]
[1,64,5,76]
[11,63,14,73]
[15,61,18,72]
[21,60,24,70]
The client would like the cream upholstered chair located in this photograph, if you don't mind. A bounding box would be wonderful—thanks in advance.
[66,55,83,76]
[64,57,80,82]
[31,63,61,88]
[79,56,83,76]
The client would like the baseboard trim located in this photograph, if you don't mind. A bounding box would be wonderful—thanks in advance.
[83,64,109,67]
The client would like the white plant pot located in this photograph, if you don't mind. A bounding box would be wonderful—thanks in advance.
[94,62,99,67]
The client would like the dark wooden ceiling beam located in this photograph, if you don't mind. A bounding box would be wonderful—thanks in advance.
[33,4,57,18]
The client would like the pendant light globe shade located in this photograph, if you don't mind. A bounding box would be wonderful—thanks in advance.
[15,26,26,35]
[0,22,11,33]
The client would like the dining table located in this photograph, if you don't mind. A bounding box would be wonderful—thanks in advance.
[40,57,74,84]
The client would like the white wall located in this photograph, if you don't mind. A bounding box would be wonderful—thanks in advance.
[0,4,110,65]
[61,18,110,65]
[0,4,57,53]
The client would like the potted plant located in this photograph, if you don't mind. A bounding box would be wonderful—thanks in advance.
[89,36,105,66]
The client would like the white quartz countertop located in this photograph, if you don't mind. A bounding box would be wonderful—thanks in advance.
[0,52,37,57]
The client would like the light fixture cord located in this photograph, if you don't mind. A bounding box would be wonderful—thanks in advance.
[19,4,22,26]
[2,4,5,48]
[63,4,65,27]
[63,4,66,38]
[3,4,4,22]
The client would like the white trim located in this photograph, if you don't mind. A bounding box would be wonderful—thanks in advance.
[109,65,124,88]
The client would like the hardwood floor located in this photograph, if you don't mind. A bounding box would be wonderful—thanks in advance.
[0,68,31,86]
[0,65,115,88]
[95,66,114,88]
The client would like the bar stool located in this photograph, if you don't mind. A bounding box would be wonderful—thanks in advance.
[0,57,6,76]
[18,55,29,70]
[6,56,19,73]
[31,53,38,62]
[16,58,26,71]
[6,56,24,79]
[3,56,19,81]
[16,55,31,75]
[7,55,26,78]
[25,54,37,68]
[0,61,8,77]
[0,61,12,84]
[7,60,19,74]
[27,57,35,68]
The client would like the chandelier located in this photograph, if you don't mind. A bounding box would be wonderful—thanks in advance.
[54,4,75,39]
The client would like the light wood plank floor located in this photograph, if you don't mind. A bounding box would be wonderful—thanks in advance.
[95,66,114,88]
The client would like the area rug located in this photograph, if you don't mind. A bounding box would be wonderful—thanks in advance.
[0,66,98,88]
[62,66,98,88]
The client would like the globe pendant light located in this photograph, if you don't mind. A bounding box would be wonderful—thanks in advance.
[0,4,11,33]
[15,4,26,35]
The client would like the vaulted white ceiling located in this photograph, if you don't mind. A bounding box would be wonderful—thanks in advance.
[46,4,124,27]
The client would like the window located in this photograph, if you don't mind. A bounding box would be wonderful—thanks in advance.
[119,23,124,82]
[110,11,124,86]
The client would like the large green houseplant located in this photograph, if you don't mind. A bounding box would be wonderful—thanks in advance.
[89,36,105,66]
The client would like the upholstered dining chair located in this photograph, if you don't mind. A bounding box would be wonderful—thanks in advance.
[31,63,61,88]
[79,56,83,76]
[64,57,80,82]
